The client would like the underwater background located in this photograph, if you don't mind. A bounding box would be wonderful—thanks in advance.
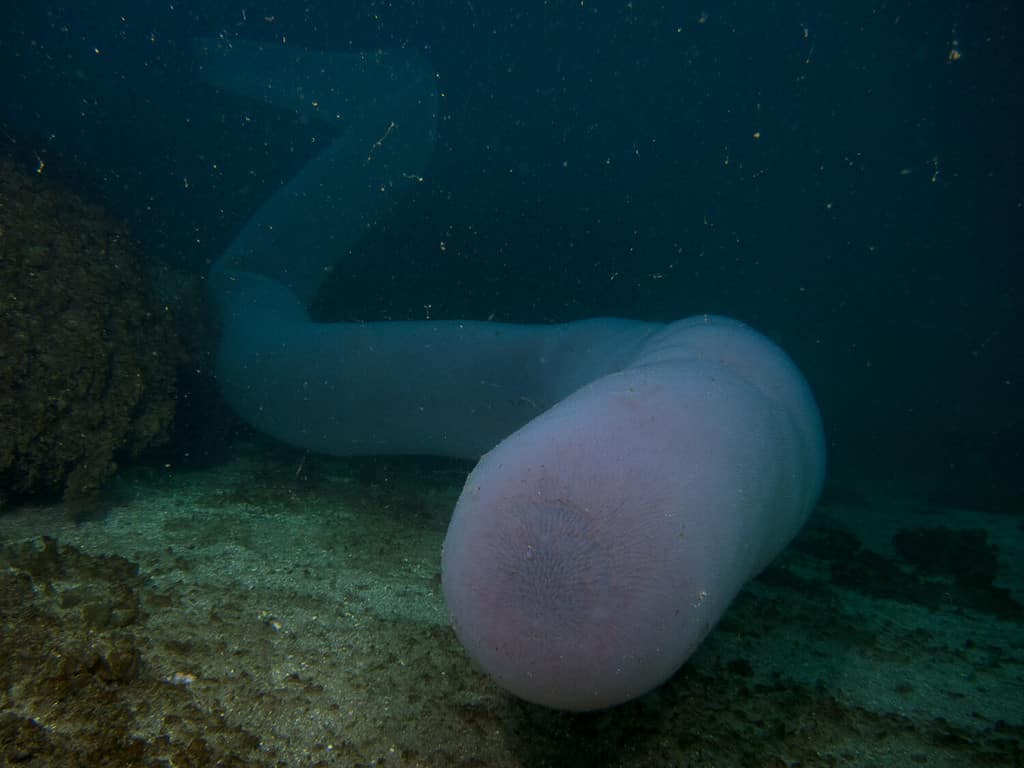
[0,1,1021,765]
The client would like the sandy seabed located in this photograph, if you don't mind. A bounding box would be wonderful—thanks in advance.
[0,439,1021,767]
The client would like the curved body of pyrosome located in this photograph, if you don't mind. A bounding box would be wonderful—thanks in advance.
[199,38,825,711]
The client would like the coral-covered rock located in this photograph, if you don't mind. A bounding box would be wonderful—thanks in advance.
[0,159,179,506]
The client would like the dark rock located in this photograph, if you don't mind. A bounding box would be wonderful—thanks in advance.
[0,159,181,506]
[892,526,999,587]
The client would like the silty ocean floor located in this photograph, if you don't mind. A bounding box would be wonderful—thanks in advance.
[0,439,1021,767]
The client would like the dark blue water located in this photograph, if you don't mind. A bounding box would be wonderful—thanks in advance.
[2,1,1021,502]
